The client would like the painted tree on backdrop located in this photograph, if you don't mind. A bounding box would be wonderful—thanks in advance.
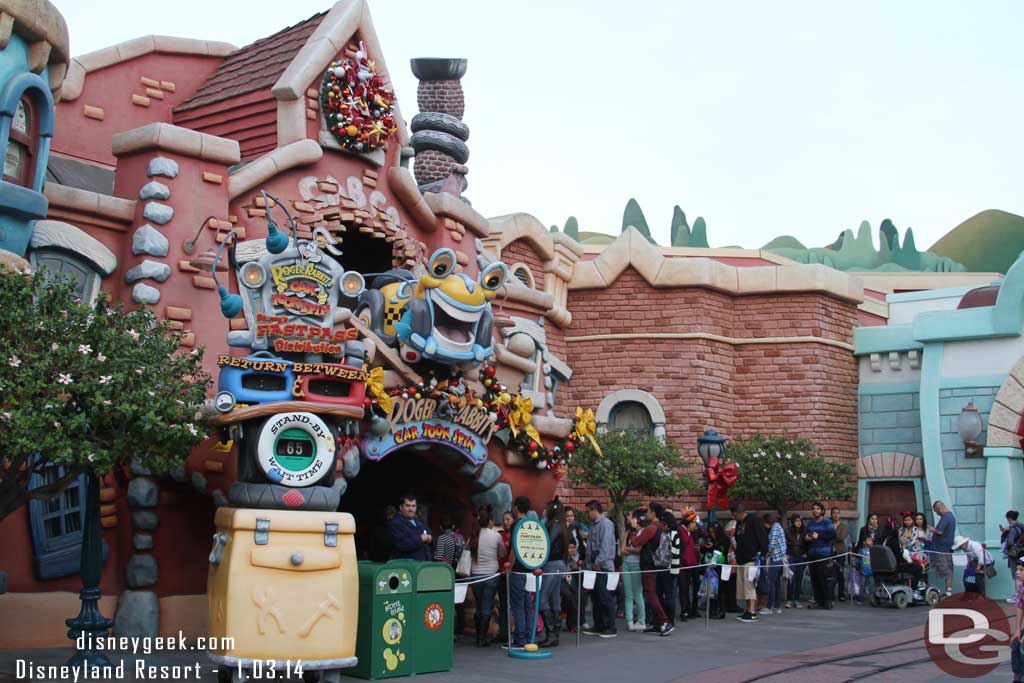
[568,430,697,537]
[0,269,211,521]
[727,434,855,521]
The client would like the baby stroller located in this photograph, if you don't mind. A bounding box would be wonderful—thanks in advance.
[868,546,941,609]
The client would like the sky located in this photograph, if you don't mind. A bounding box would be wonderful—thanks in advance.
[59,1,1024,250]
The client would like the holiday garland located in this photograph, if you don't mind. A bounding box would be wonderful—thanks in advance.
[321,41,398,153]
[361,363,600,476]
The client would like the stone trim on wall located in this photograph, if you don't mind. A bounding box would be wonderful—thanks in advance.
[60,35,236,102]
[595,389,667,440]
[988,357,1024,448]
[0,0,70,92]
[43,182,135,224]
[566,331,855,353]
[571,227,864,305]
[856,452,923,479]
[227,139,322,200]
[112,123,240,165]
[30,220,117,274]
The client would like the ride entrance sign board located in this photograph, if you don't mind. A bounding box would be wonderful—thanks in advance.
[508,518,552,661]
[511,519,550,571]
[361,395,494,465]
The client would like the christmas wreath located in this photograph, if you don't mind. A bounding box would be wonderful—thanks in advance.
[361,363,599,477]
[321,41,398,153]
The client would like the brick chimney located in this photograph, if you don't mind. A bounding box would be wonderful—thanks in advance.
[409,58,470,196]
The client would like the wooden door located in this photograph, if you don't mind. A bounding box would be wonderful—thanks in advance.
[867,481,917,525]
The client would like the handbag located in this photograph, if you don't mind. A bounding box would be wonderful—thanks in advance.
[978,548,995,577]
[455,549,472,578]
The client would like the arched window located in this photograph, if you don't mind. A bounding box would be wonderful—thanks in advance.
[608,401,654,437]
[4,96,35,187]
[511,263,534,289]
[31,250,101,305]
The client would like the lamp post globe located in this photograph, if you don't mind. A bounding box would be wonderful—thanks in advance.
[697,428,726,467]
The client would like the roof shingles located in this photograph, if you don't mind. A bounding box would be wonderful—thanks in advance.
[174,11,327,114]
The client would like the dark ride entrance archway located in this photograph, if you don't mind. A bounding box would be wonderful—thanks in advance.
[341,445,478,561]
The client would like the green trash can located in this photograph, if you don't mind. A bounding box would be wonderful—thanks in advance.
[406,562,455,674]
[349,561,415,679]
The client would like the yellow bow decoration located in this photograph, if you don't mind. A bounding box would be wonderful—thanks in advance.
[573,406,603,456]
[508,395,543,447]
[365,367,393,415]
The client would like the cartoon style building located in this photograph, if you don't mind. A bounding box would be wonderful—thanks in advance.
[855,258,1024,597]
[0,0,68,260]
[1,0,1013,649]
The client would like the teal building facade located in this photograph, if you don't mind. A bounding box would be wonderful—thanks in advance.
[856,256,1024,597]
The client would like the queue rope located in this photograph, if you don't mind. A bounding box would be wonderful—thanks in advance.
[507,550,856,576]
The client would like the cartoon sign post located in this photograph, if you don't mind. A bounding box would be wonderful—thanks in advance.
[508,518,552,660]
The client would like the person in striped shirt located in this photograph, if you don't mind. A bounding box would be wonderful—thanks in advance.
[651,503,681,627]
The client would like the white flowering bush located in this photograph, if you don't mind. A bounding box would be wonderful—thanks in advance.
[0,269,211,520]
[727,434,854,519]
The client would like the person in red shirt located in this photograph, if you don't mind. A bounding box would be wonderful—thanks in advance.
[495,510,515,643]
[629,509,674,636]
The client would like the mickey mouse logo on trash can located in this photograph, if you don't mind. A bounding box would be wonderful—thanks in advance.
[424,602,445,630]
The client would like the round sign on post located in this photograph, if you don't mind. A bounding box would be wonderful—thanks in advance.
[511,518,550,571]
[509,517,552,660]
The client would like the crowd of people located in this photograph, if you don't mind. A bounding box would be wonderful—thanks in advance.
[379,491,1024,646]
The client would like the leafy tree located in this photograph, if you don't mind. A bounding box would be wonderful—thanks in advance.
[726,434,855,520]
[568,431,697,536]
[0,269,212,521]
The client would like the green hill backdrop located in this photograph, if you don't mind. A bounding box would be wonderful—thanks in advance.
[929,209,1024,274]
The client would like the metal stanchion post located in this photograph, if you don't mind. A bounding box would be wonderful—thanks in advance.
[576,566,582,648]
[704,565,710,630]
[506,567,512,651]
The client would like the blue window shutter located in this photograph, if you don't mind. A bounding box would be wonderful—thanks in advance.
[27,467,106,580]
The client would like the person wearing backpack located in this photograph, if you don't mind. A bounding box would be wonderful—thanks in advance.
[629,507,674,635]
[650,503,682,627]
[730,501,768,623]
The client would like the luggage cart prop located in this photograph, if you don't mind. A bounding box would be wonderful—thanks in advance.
[207,509,358,682]
[200,194,371,682]
[507,518,552,660]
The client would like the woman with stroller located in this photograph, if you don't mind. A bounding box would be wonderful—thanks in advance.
[699,522,728,619]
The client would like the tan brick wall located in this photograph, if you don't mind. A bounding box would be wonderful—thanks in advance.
[555,268,859,512]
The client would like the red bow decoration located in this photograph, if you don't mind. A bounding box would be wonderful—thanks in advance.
[706,457,739,510]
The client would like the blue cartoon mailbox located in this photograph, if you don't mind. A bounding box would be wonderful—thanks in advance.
[508,518,551,660]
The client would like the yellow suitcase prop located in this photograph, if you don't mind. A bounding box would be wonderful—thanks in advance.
[207,508,359,679]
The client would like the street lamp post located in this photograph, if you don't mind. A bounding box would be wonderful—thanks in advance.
[66,471,113,668]
[697,429,727,523]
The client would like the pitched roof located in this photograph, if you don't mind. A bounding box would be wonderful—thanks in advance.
[174,11,327,113]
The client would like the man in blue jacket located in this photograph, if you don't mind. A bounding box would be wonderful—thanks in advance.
[389,493,433,561]
[804,501,836,610]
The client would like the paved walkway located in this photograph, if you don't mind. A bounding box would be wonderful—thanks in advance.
[0,601,1014,682]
